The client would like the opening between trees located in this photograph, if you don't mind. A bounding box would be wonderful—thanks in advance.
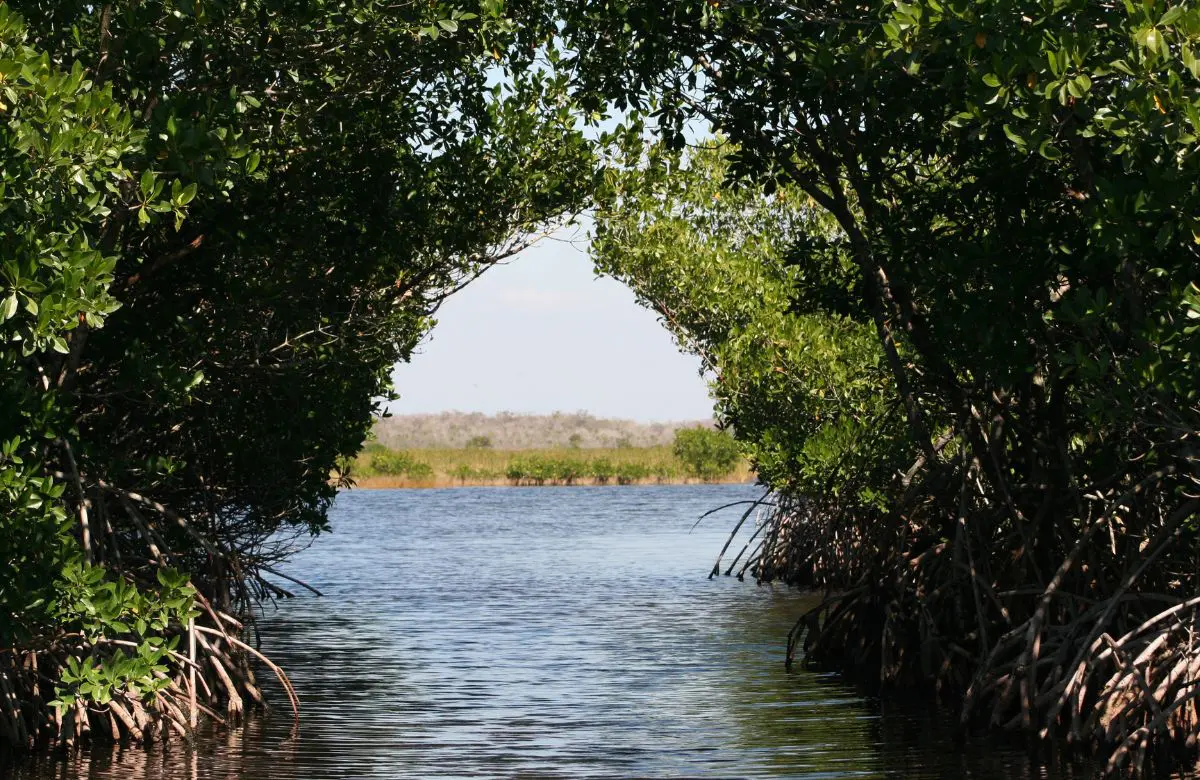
[3,1,1200,775]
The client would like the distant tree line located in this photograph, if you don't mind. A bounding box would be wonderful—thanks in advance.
[372,411,715,450]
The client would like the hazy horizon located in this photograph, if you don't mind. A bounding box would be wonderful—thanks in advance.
[380,409,716,423]
[373,410,717,450]
[387,225,717,423]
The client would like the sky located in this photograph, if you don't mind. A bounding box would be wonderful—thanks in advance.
[387,226,716,422]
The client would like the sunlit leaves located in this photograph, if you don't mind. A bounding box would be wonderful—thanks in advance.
[2,0,594,718]
[592,142,901,493]
[51,561,197,710]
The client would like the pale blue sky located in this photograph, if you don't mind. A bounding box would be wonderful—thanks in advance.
[388,227,716,422]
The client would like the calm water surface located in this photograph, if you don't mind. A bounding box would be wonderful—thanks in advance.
[5,485,1105,778]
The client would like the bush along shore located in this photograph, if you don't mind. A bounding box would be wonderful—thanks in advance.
[573,0,1200,770]
[8,1,1200,776]
[0,2,591,757]
[348,432,753,488]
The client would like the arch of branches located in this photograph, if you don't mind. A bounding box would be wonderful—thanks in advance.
[4,3,1200,777]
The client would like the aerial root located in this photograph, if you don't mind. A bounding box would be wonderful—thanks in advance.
[0,615,285,754]
[731,475,1200,776]
[786,575,1200,774]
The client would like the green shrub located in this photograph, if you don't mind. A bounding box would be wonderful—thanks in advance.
[368,450,432,479]
[652,461,682,482]
[552,458,584,484]
[405,461,433,480]
[449,463,475,483]
[590,458,614,484]
[672,427,741,481]
[616,462,649,485]
[507,456,551,485]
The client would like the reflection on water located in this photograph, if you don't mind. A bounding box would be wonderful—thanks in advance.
[0,486,1133,778]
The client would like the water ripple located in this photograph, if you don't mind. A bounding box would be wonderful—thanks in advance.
[3,486,1106,779]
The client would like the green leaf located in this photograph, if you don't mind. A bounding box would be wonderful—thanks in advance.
[176,182,197,206]
[1,293,16,321]
[1186,100,1200,132]
[1144,28,1161,53]
[1038,140,1063,160]
[1160,5,1186,26]
[1002,124,1026,148]
[1183,46,1200,79]
[1111,58,1136,75]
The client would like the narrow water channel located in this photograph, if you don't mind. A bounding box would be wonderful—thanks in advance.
[4,485,1104,778]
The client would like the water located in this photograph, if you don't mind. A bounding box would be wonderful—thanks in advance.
[4,485,1098,778]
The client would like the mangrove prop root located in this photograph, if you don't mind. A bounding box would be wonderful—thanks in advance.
[725,445,1200,777]
[0,454,322,759]
[0,610,281,754]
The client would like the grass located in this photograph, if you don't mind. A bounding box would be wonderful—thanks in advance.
[347,444,755,488]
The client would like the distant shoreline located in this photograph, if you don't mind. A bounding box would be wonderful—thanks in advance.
[350,474,756,490]
[346,442,754,489]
